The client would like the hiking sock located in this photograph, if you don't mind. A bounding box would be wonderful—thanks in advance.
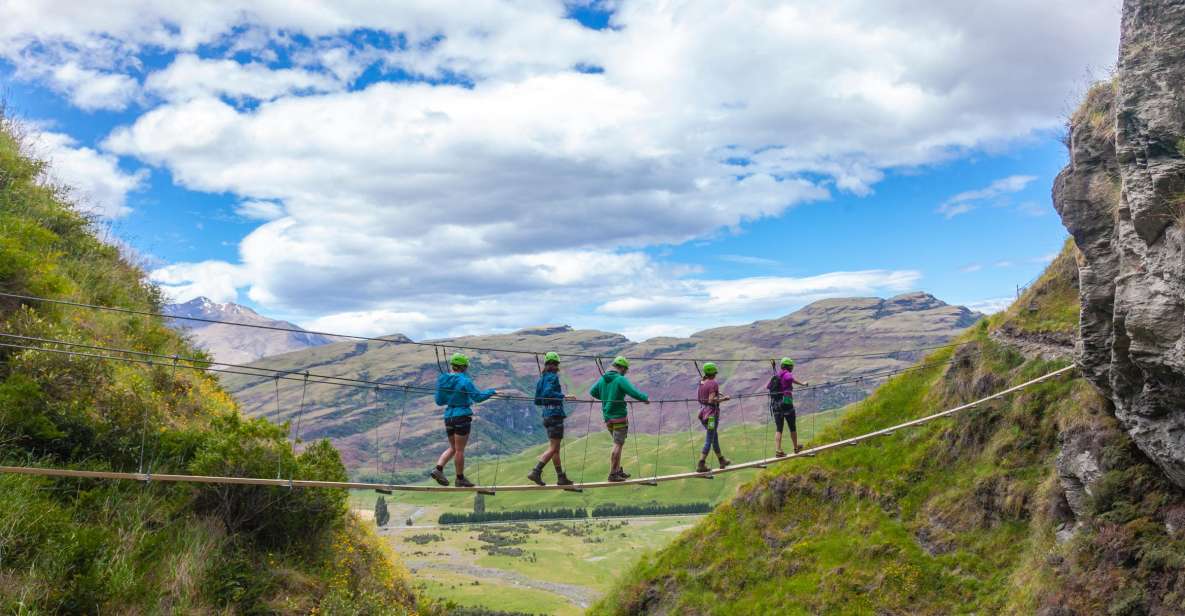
[532,461,545,473]
[435,465,443,472]
[553,462,563,474]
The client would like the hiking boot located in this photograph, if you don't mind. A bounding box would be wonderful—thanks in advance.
[454,476,475,488]
[774,450,787,458]
[718,457,732,470]
[607,470,626,483]
[429,468,449,486]
[794,444,804,454]
[618,468,631,479]
[556,473,574,486]
[696,460,711,473]
[526,468,545,486]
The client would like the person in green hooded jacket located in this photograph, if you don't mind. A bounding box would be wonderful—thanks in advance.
[589,356,649,482]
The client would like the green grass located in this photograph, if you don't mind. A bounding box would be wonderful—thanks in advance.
[390,516,701,614]
[352,406,848,514]
[591,329,1100,614]
[0,114,418,613]
[995,239,1079,336]
[591,211,1185,615]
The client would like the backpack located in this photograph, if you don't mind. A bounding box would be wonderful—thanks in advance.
[767,374,783,401]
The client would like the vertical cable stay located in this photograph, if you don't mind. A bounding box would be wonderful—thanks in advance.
[683,399,697,470]
[288,372,311,481]
[579,400,594,486]
[653,401,664,482]
[390,386,409,483]
[273,375,283,479]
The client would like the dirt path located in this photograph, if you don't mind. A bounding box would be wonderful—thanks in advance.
[990,329,1074,360]
[405,559,598,608]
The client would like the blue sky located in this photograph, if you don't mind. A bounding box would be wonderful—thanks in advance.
[0,1,1119,340]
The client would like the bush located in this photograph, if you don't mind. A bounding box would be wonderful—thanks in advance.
[376,495,391,527]
[189,412,348,548]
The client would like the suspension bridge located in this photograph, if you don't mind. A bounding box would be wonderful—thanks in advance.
[0,291,1076,496]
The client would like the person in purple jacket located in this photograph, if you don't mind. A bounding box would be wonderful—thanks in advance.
[773,357,809,457]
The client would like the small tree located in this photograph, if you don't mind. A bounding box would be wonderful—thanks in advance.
[374,495,390,527]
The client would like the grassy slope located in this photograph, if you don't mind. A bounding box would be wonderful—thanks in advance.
[593,240,1185,615]
[0,120,420,613]
[355,407,848,514]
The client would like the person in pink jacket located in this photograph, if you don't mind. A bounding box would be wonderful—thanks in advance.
[773,357,809,457]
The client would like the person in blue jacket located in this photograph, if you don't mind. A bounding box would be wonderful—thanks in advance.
[430,352,495,488]
[527,352,576,487]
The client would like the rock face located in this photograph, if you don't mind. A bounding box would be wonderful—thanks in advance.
[164,297,337,364]
[1054,0,1185,488]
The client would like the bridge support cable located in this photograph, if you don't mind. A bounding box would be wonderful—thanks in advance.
[0,332,969,408]
[288,372,311,480]
[0,291,981,365]
[653,401,664,483]
[272,375,283,479]
[0,366,1076,492]
[390,386,409,482]
[578,400,594,487]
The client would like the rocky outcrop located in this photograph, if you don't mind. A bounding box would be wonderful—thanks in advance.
[1054,0,1185,488]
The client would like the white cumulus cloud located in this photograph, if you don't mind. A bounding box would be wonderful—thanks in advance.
[28,131,147,219]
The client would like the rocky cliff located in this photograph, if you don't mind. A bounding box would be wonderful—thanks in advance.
[1054,0,1185,489]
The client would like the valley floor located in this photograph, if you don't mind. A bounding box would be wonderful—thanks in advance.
[379,512,702,614]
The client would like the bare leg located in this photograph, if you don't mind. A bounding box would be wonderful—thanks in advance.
[791,431,800,451]
[610,442,623,473]
[538,439,559,465]
[546,439,563,471]
[775,430,784,453]
[437,434,457,468]
[453,433,469,476]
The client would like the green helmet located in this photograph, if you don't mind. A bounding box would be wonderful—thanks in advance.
[780,357,794,368]
[544,351,560,364]
[450,352,470,368]
[612,356,629,369]
[702,362,718,376]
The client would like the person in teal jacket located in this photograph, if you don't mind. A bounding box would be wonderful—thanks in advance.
[527,351,576,487]
[430,352,495,488]
[589,356,649,482]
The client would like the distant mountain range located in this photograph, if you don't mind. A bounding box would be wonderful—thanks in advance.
[163,297,336,364]
[216,292,981,476]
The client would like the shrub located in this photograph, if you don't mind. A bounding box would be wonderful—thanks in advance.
[376,495,391,527]
[189,413,347,548]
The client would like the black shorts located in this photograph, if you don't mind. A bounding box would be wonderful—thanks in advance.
[543,415,565,440]
[444,415,472,437]
[773,401,796,433]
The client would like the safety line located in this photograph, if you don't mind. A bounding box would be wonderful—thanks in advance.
[0,334,967,405]
[0,366,1074,492]
[0,291,977,364]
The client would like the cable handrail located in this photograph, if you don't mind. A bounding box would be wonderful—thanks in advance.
[0,334,972,405]
[0,291,977,364]
[0,365,1076,492]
